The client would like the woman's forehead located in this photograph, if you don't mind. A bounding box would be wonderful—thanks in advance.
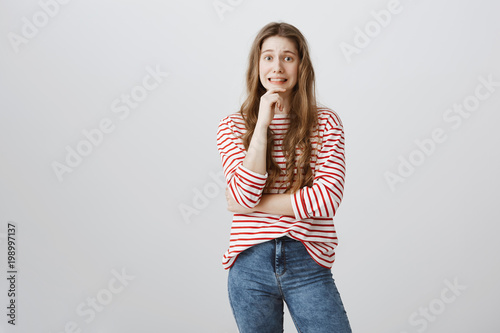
[261,36,298,53]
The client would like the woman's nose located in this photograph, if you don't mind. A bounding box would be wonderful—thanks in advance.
[273,61,283,73]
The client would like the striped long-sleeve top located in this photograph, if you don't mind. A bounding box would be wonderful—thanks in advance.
[216,107,346,270]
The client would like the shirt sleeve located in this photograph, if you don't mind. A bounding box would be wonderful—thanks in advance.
[291,113,346,219]
[217,116,268,209]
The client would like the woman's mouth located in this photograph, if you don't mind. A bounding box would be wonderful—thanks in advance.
[269,78,287,84]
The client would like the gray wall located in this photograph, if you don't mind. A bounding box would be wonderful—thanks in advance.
[1,0,499,332]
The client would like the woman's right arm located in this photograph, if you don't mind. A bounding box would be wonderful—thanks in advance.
[217,88,285,210]
[242,88,286,175]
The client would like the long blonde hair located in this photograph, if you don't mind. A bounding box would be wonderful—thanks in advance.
[240,22,317,193]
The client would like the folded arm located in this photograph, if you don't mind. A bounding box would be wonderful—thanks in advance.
[226,190,295,216]
[224,112,346,220]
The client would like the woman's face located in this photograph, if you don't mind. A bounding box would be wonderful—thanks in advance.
[259,36,299,96]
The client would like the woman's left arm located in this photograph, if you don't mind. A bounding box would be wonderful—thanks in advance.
[290,117,345,220]
[226,189,295,216]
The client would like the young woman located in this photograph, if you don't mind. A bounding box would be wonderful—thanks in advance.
[217,22,352,332]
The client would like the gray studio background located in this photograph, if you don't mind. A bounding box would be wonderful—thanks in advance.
[1,0,499,332]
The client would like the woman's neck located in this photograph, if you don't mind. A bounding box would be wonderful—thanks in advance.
[277,98,291,114]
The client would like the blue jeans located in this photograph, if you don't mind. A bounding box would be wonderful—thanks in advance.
[228,236,352,333]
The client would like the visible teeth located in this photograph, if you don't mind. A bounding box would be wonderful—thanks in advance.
[270,78,286,82]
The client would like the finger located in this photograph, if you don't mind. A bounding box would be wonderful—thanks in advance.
[276,96,283,111]
[275,102,282,112]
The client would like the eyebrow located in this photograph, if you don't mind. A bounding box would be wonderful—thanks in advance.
[261,49,297,55]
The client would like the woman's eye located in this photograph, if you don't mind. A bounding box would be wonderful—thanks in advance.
[264,56,272,61]
[284,56,293,61]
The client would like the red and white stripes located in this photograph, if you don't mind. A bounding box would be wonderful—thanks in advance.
[217,107,346,270]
